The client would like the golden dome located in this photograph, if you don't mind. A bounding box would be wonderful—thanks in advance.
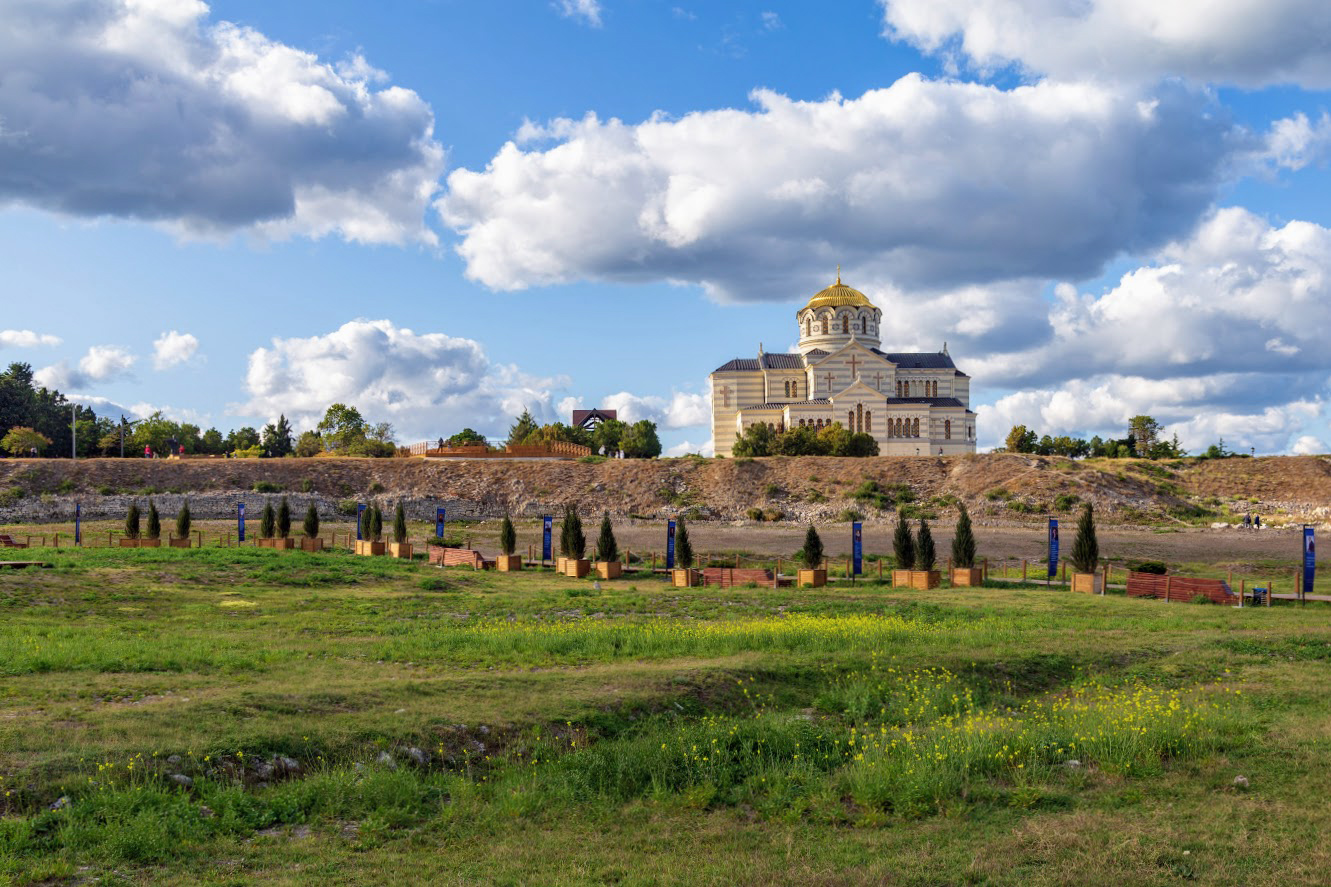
[803,271,873,311]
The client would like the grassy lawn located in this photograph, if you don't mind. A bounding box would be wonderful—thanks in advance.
[2,545,1329,885]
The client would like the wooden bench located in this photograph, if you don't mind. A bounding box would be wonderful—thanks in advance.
[1126,572,1235,604]
[0,534,28,549]
[701,567,777,588]
[428,546,494,570]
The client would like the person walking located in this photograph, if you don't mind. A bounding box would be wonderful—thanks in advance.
[1243,513,1252,530]
[1254,515,1262,530]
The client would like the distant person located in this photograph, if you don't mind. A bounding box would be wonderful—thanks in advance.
[144,444,152,459]
[1243,513,1251,530]
[1255,515,1262,530]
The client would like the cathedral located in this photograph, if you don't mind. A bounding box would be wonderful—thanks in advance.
[710,275,976,457]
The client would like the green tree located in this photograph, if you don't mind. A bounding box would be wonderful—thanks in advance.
[145,501,161,540]
[507,409,540,448]
[1005,425,1037,454]
[226,426,261,452]
[951,504,976,569]
[130,412,183,457]
[800,525,824,570]
[260,501,276,539]
[892,510,915,570]
[916,518,936,571]
[393,502,408,544]
[277,497,292,538]
[125,501,141,539]
[176,501,191,539]
[1070,503,1100,574]
[369,505,384,541]
[594,511,618,563]
[499,514,517,556]
[200,428,225,454]
[261,415,294,457]
[560,504,586,559]
[593,418,627,457]
[0,426,51,456]
[621,419,662,458]
[1128,415,1161,457]
[445,428,488,447]
[674,518,694,569]
[317,403,368,453]
[732,422,776,457]
[303,504,320,539]
[294,430,323,457]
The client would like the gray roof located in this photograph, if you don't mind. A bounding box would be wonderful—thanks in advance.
[874,350,958,369]
[886,397,967,408]
[751,399,831,409]
[760,353,804,369]
[713,357,760,372]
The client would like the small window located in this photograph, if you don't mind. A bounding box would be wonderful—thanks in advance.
[865,411,872,432]
[841,316,849,334]
[945,419,951,440]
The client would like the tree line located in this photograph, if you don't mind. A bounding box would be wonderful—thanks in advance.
[441,410,663,459]
[1001,416,1187,460]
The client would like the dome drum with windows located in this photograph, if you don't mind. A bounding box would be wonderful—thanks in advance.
[709,273,976,457]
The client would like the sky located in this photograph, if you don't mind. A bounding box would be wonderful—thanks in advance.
[3,0,1331,457]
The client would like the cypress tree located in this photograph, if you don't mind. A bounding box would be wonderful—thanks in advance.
[801,525,824,570]
[499,514,517,556]
[393,502,408,544]
[559,504,573,557]
[675,518,694,569]
[303,503,320,538]
[567,506,586,560]
[916,518,936,571]
[951,504,976,568]
[146,500,161,540]
[370,505,383,541]
[594,511,618,563]
[260,500,276,539]
[176,500,191,540]
[1071,503,1099,573]
[125,501,141,539]
[892,510,915,570]
[277,497,292,538]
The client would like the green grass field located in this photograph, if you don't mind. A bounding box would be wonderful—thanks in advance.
[2,546,1329,885]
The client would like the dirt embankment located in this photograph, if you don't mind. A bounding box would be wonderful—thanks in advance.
[2,453,1330,527]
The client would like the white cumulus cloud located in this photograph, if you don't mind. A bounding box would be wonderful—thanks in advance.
[239,319,571,442]
[1292,435,1327,455]
[0,0,444,244]
[439,77,1240,301]
[879,0,1331,88]
[34,344,136,390]
[152,330,200,370]
[0,329,62,347]
[556,0,602,27]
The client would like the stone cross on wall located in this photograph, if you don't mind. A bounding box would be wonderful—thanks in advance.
[720,385,731,408]
[873,371,884,390]
[823,372,835,393]
[848,354,861,377]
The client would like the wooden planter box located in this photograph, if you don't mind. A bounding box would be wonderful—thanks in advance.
[798,568,827,588]
[359,540,386,556]
[389,542,413,559]
[300,537,324,552]
[950,567,983,587]
[139,538,161,548]
[1071,572,1103,594]
[168,537,191,549]
[256,538,275,549]
[273,538,296,551]
[909,570,941,590]
[556,556,568,573]
[672,568,701,587]
[596,561,622,580]
[564,559,590,578]
[118,538,140,548]
[496,554,522,572]
[892,569,913,587]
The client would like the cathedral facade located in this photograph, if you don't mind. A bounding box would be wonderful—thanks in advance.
[710,277,976,458]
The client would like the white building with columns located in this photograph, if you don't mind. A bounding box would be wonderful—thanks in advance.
[709,275,977,458]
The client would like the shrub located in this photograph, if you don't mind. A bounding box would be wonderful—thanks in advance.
[807,490,828,503]
[837,508,864,522]
[985,487,1010,501]
[745,507,766,521]
[1134,561,1167,575]
[763,482,782,497]
[892,510,915,570]
[762,507,784,522]
[951,503,976,568]
[1053,492,1081,512]
[916,518,936,571]
[145,500,161,540]
[253,481,282,493]
[125,502,141,539]
[595,511,618,562]
[369,482,385,495]
[851,480,892,510]
[300,478,314,493]
[277,497,292,538]
[337,499,358,516]
[303,504,320,539]
[260,500,276,539]
[175,501,191,539]
[97,485,115,496]
[1070,503,1099,573]
[393,502,408,544]
[800,525,824,570]
[674,518,694,569]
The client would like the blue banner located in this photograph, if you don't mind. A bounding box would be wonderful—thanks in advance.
[1047,518,1059,578]
[542,515,552,560]
[75,503,81,546]
[436,507,447,539]
[1305,525,1316,596]
[852,522,863,575]
[666,519,676,569]
[238,502,245,542]
[357,503,366,541]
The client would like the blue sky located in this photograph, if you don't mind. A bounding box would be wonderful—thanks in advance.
[3,0,1331,455]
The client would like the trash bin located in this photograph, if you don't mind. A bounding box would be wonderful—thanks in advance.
[1252,587,1267,604]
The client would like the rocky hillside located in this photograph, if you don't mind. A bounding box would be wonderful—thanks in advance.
[1,453,1328,527]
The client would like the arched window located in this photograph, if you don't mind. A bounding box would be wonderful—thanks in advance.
[912,418,920,437]
[856,403,863,433]
[804,318,811,337]
[841,316,849,334]
[848,410,855,430]
[816,419,824,430]
[865,411,872,432]
[945,419,951,439]
[821,317,828,334]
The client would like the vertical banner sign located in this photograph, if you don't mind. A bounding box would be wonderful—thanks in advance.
[852,522,863,575]
[1047,518,1059,579]
[356,503,366,541]
[237,502,246,542]
[666,519,677,570]
[1304,525,1316,596]
[75,503,81,546]
[542,515,552,561]
[435,507,447,539]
